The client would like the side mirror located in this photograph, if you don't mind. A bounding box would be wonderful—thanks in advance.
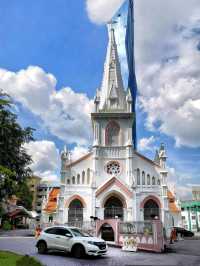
[65,233,72,238]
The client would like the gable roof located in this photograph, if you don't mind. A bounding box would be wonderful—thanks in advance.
[135,151,160,168]
[66,152,93,168]
[96,176,133,198]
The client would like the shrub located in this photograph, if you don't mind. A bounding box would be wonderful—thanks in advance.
[2,220,12,230]
[16,255,42,266]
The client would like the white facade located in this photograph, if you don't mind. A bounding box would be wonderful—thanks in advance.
[56,26,172,231]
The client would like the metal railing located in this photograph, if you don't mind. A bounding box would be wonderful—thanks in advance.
[65,221,96,236]
[142,208,161,220]
[65,221,96,230]
[98,147,126,158]
[104,207,124,220]
[119,221,153,235]
[68,208,83,222]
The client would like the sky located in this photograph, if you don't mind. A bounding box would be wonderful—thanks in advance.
[0,0,200,199]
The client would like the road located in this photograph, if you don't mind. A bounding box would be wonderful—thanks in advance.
[0,237,200,266]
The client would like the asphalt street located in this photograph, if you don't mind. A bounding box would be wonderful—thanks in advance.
[0,237,200,266]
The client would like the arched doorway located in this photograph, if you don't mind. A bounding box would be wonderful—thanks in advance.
[100,223,115,242]
[104,196,124,220]
[68,199,83,223]
[144,199,160,220]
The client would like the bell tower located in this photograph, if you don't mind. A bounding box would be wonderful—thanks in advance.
[92,24,134,148]
[91,24,135,186]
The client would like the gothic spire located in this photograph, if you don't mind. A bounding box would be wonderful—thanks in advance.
[99,24,126,111]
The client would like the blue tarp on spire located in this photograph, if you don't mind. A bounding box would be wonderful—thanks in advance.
[125,0,137,149]
[112,0,137,149]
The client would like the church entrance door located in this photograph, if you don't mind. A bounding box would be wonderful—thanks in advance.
[100,223,115,242]
[68,199,83,223]
[144,199,160,220]
[104,196,124,220]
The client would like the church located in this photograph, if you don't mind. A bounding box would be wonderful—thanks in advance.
[55,25,180,234]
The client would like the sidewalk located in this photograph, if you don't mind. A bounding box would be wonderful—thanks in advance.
[0,229,34,237]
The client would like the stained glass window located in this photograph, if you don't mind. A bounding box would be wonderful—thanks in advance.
[106,161,120,175]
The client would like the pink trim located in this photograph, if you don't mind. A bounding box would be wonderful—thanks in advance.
[96,177,133,198]
[65,194,86,208]
[102,191,127,208]
[96,219,119,242]
[140,195,162,209]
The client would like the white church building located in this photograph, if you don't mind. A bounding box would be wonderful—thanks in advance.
[56,26,179,232]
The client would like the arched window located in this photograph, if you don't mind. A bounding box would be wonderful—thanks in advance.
[67,179,70,185]
[152,176,156,185]
[82,171,85,184]
[137,169,140,185]
[87,168,90,184]
[77,174,80,184]
[144,199,160,220]
[105,121,120,146]
[147,174,150,185]
[104,196,124,220]
[142,171,145,185]
[72,176,75,184]
[68,199,83,223]
[157,179,161,185]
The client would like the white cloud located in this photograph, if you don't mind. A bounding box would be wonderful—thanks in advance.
[167,167,192,200]
[138,136,155,151]
[24,140,60,182]
[86,0,200,147]
[71,145,89,161]
[135,0,199,66]
[139,36,200,147]
[0,66,94,146]
[86,0,125,24]
[176,185,192,200]
[135,1,200,148]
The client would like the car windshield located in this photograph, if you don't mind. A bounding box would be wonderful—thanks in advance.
[70,228,91,237]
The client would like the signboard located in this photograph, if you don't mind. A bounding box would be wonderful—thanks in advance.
[121,236,138,252]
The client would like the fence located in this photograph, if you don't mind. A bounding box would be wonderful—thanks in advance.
[104,207,123,220]
[118,220,165,252]
[65,221,96,236]
[119,221,153,235]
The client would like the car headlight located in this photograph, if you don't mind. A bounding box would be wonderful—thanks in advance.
[87,241,97,245]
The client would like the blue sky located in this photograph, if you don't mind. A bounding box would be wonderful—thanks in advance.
[0,0,199,199]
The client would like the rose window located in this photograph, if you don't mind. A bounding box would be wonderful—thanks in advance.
[106,161,120,175]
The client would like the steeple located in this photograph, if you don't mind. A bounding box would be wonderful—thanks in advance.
[98,24,126,111]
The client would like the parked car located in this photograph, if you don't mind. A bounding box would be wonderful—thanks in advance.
[173,227,194,237]
[36,226,107,258]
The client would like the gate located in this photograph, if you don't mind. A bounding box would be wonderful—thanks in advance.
[118,220,165,252]
[96,219,165,252]
[65,221,96,236]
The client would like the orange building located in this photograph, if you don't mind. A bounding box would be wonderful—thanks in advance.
[167,190,181,229]
[43,187,60,223]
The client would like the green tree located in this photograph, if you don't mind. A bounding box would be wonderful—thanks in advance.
[0,90,34,210]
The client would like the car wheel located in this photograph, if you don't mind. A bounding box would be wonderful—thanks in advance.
[72,244,85,259]
[37,241,47,254]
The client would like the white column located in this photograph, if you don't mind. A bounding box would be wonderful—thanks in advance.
[64,208,68,223]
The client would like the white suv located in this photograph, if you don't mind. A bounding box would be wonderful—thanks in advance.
[36,226,107,258]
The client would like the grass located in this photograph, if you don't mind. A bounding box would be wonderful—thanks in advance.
[0,251,43,266]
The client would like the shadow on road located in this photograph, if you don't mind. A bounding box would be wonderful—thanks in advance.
[164,240,200,257]
[46,250,108,261]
